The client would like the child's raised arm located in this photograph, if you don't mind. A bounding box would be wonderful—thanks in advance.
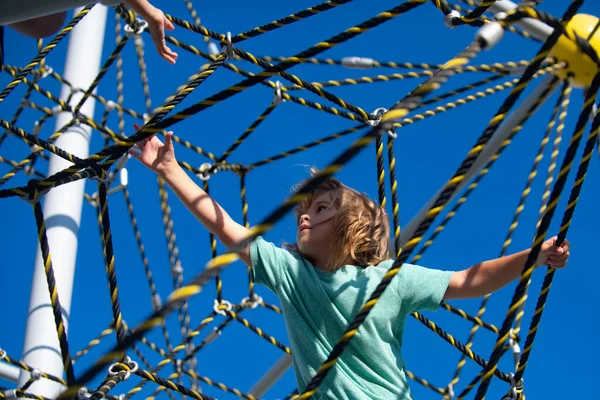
[129,127,251,266]
[443,237,570,300]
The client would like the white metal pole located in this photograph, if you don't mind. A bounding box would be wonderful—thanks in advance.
[17,5,108,399]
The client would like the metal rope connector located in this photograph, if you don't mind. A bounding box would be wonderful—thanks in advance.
[444,10,461,29]
[443,383,454,399]
[197,162,215,181]
[108,356,139,381]
[124,18,148,36]
[341,56,374,69]
[241,293,263,309]
[40,65,54,79]
[30,369,41,381]
[273,81,284,105]
[78,387,89,400]
[367,108,397,138]
[221,32,234,59]
[213,299,232,316]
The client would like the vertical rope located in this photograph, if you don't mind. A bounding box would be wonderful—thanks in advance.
[374,134,387,208]
[31,200,76,384]
[476,70,597,400]
[514,77,600,384]
[240,173,255,299]
[386,134,400,258]
[95,178,128,365]
[115,13,126,136]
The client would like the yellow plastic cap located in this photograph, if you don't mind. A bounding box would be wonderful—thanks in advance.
[549,14,600,88]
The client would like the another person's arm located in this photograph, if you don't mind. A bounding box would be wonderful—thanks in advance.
[123,0,178,64]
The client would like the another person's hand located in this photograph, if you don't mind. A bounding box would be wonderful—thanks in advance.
[129,124,177,176]
[535,236,570,268]
[145,6,178,64]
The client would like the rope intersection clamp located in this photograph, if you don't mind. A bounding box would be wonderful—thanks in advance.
[40,65,54,79]
[0,348,6,360]
[444,10,461,29]
[367,107,397,138]
[108,356,139,381]
[221,32,234,59]
[241,293,263,309]
[213,299,233,316]
[273,81,284,105]
[78,387,90,400]
[508,328,521,357]
[124,18,149,36]
[444,383,454,400]
[197,162,216,181]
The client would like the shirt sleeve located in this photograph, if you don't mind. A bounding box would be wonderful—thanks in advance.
[396,263,454,314]
[249,236,296,293]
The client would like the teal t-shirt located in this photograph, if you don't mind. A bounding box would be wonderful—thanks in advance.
[250,236,453,400]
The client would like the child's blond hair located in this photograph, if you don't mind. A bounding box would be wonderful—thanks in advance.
[286,170,390,271]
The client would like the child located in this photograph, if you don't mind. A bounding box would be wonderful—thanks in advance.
[129,130,571,399]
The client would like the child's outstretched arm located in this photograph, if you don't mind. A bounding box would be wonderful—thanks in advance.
[123,0,178,64]
[443,237,570,300]
[129,127,251,265]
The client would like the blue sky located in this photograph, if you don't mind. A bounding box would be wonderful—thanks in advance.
[2,0,600,399]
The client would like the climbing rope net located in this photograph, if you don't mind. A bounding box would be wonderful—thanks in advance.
[1,0,599,399]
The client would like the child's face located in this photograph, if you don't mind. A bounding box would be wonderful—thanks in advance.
[296,191,337,265]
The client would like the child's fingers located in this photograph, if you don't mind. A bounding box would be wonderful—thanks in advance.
[164,131,174,147]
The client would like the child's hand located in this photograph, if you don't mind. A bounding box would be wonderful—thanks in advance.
[145,6,178,64]
[535,236,570,268]
[129,124,177,176]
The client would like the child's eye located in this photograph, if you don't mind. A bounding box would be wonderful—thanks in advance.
[317,205,328,212]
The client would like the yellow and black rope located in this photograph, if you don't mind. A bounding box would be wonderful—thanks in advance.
[153,1,426,131]
[0,5,95,103]
[248,124,364,170]
[232,0,353,43]
[225,309,291,354]
[96,181,128,353]
[474,3,585,397]
[73,35,130,114]
[411,312,511,381]
[157,176,194,349]
[386,133,401,258]
[0,53,228,202]
[514,77,600,385]
[509,82,571,346]
[31,200,77,384]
